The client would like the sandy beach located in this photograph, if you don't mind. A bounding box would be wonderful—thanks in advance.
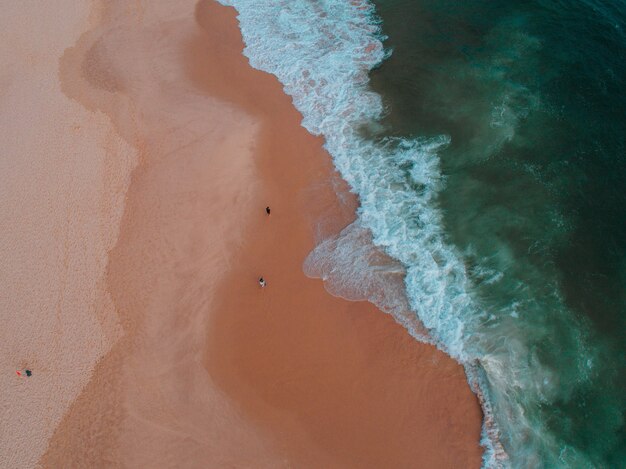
[2,1,483,467]
[0,2,136,468]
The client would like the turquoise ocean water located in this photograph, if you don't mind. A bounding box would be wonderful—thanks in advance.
[220,0,625,466]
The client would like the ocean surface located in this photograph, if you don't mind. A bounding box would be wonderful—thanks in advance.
[219,0,625,467]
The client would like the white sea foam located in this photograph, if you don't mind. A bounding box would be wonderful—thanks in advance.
[303,221,431,341]
[215,0,473,353]
[217,0,502,465]
[216,1,617,467]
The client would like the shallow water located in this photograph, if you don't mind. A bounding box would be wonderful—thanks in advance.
[221,0,625,466]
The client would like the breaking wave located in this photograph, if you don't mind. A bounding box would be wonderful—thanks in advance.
[216,1,619,467]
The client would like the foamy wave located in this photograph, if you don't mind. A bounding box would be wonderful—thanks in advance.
[218,0,502,466]
[303,221,431,342]
[215,0,472,354]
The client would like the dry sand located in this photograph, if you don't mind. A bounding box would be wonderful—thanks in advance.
[1,1,483,467]
[0,2,136,468]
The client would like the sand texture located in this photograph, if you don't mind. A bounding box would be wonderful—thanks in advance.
[0,2,136,468]
[1,1,483,468]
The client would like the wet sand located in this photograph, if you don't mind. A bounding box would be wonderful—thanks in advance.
[3,1,482,467]
[198,4,483,467]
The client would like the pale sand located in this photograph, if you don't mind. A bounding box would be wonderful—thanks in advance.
[0,2,136,468]
[3,1,482,467]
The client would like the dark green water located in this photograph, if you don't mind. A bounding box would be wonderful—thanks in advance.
[369,0,625,466]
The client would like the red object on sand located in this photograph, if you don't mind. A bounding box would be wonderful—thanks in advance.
[16,370,21,377]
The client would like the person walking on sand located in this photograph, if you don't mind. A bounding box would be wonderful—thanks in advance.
[259,277,266,288]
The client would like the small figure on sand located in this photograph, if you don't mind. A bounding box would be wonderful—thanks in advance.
[265,206,271,215]
[259,277,267,288]
[16,369,32,378]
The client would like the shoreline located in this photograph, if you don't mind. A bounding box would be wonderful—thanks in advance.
[200,3,484,467]
[14,1,484,467]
